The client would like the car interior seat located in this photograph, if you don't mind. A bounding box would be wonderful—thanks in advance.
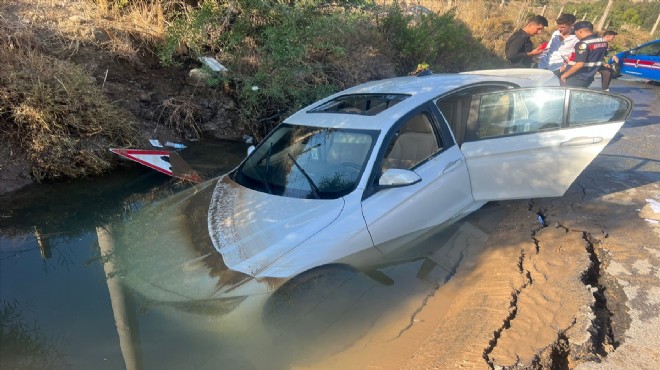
[384,113,439,170]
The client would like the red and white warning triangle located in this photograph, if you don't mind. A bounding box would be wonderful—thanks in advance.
[110,148,202,183]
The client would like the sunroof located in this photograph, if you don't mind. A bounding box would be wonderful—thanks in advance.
[308,94,410,116]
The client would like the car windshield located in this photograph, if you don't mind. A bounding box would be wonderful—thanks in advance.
[233,124,378,199]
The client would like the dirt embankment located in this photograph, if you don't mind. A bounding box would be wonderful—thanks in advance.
[0,0,243,196]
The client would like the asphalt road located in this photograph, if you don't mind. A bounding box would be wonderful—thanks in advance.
[569,78,660,368]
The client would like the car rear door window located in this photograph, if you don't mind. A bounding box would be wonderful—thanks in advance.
[465,89,566,141]
[568,90,630,126]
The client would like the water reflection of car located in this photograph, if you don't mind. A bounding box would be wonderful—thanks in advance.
[209,69,632,279]
[610,39,660,81]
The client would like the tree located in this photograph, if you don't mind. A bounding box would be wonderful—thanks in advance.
[596,0,613,31]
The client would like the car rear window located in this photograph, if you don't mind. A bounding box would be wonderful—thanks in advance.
[308,94,410,116]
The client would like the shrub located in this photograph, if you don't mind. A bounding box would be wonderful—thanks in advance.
[378,3,497,74]
[159,0,394,139]
[157,1,519,138]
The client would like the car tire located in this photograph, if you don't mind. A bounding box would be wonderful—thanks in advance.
[261,264,372,343]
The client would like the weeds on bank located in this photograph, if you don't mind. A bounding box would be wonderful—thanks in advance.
[157,0,507,138]
[11,0,650,183]
[0,41,143,181]
[157,97,203,140]
[159,0,394,138]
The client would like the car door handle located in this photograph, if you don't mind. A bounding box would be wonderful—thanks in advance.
[442,158,463,174]
[560,137,603,146]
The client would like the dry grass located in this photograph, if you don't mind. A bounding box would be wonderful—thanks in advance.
[6,0,167,63]
[0,0,178,183]
[0,13,144,181]
[608,27,655,51]
[377,0,532,55]
[384,0,655,60]
[157,97,203,141]
[311,18,396,88]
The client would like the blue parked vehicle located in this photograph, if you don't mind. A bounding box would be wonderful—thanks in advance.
[611,39,660,82]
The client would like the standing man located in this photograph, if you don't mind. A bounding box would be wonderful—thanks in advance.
[560,21,609,87]
[505,15,549,67]
[599,30,618,90]
[537,14,579,75]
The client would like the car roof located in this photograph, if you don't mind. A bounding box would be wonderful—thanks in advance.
[284,69,559,131]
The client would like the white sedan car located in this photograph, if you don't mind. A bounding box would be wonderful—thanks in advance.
[208,69,632,280]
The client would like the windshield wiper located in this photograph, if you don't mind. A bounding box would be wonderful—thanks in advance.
[258,143,273,194]
[287,152,321,199]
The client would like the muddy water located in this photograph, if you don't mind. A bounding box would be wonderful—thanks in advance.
[0,139,501,370]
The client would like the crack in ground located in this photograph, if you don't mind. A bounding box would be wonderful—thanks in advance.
[580,231,618,356]
[482,248,533,369]
[482,204,547,368]
[389,251,465,341]
[388,289,437,342]
[529,320,576,369]
[553,222,570,233]
[576,181,588,201]
[531,208,547,254]
[531,234,541,254]
[480,202,618,368]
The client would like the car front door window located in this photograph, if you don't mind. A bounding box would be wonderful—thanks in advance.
[361,108,472,253]
[382,112,441,171]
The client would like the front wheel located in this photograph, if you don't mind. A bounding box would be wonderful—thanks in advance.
[261,264,372,340]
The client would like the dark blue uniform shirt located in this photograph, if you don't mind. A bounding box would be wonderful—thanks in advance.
[565,34,609,84]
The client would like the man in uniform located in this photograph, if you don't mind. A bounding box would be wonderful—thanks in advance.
[559,21,609,87]
[505,15,549,67]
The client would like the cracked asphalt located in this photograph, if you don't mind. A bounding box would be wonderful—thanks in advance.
[302,79,659,370]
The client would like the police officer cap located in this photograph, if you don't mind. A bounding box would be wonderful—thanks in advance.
[573,21,593,31]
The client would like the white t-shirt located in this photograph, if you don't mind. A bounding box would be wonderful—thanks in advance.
[538,31,579,71]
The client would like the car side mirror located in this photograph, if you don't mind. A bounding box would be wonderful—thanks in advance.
[247,145,255,156]
[378,169,421,188]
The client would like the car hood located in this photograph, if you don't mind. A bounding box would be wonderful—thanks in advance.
[113,179,283,306]
[208,175,345,277]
